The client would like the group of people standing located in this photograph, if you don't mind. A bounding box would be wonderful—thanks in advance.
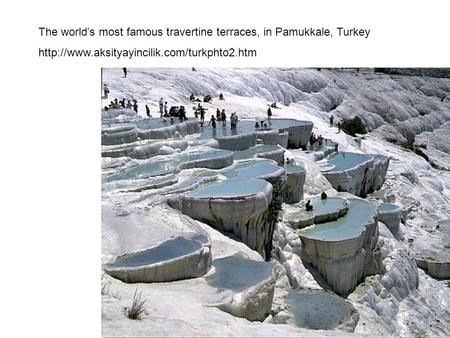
[309,132,324,149]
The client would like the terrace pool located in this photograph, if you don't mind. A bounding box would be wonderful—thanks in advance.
[233,144,282,161]
[287,289,356,330]
[224,160,282,179]
[326,152,371,171]
[109,238,201,268]
[103,149,232,182]
[299,199,377,241]
[192,178,269,198]
[206,255,273,292]
[136,117,193,130]
[378,202,400,212]
[311,197,347,217]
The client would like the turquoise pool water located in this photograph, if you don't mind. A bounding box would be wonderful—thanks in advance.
[233,144,281,161]
[136,117,193,130]
[300,199,377,241]
[311,197,347,216]
[104,160,174,182]
[378,202,400,213]
[326,152,371,171]
[224,160,282,179]
[206,255,273,292]
[104,149,232,182]
[192,178,268,198]
[284,163,305,174]
[110,238,201,267]
[199,118,313,139]
[287,290,353,330]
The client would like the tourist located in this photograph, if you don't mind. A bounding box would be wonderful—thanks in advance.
[145,105,151,117]
[219,93,224,100]
[189,93,195,101]
[337,121,342,133]
[271,102,278,108]
[133,100,138,113]
[159,98,164,114]
[179,106,187,121]
[200,108,205,123]
[305,200,313,211]
[216,108,221,121]
[255,122,260,129]
[123,67,127,78]
[330,115,334,127]
[263,122,268,128]
[334,143,339,153]
[286,157,291,164]
[204,95,212,103]
[164,101,168,115]
[321,191,328,200]
[318,135,324,146]
[120,98,125,108]
[221,109,226,125]
[208,115,217,129]
[114,98,119,108]
[192,67,197,72]
[267,107,272,120]
[103,84,110,99]
[126,100,132,109]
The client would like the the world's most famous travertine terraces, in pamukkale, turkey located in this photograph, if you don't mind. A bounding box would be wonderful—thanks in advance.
[101,68,450,337]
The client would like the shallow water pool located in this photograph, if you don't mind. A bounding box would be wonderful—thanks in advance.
[378,202,400,213]
[192,178,268,198]
[326,152,371,171]
[206,255,273,292]
[233,144,281,161]
[110,238,201,267]
[287,290,354,330]
[300,199,377,241]
[224,160,281,179]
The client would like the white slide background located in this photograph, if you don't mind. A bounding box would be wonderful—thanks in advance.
[1,0,449,336]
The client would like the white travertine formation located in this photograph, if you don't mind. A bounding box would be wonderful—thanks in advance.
[102,125,139,145]
[104,234,212,283]
[377,203,403,239]
[415,250,450,279]
[130,140,189,159]
[299,199,379,295]
[137,119,200,139]
[283,163,306,203]
[207,254,276,321]
[170,179,274,259]
[322,153,390,197]
[217,132,257,151]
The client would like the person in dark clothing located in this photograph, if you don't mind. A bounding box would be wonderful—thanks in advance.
[123,67,127,78]
[133,100,138,113]
[190,93,195,101]
[337,121,342,133]
[255,122,260,129]
[330,115,335,127]
[209,115,217,129]
[221,109,226,125]
[219,93,224,100]
[305,200,313,211]
[321,191,328,200]
[200,109,205,123]
[103,84,110,99]
[216,108,221,121]
[267,107,272,119]
[145,105,151,117]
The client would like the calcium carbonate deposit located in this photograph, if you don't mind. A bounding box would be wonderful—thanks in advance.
[102,68,450,337]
